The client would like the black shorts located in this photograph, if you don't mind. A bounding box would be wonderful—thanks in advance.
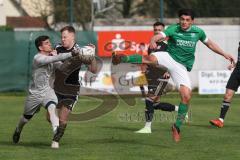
[55,92,78,110]
[145,65,168,96]
[226,66,240,91]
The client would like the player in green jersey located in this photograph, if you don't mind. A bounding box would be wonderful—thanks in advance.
[112,9,234,142]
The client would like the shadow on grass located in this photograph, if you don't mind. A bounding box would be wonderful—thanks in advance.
[189,123,240,129]
[100,125,176,137]
[100,126,137,132]
[0,140,50,149]
[187,124,212,128]
[86,138,169,148]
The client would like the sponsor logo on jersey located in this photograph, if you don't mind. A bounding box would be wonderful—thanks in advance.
[176,39,196,47]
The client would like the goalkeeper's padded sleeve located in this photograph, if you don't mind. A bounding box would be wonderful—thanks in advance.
[34,52,72,67]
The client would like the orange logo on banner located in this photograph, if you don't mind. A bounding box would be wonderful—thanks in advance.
[98,31,153,57]
[102,73,115,86]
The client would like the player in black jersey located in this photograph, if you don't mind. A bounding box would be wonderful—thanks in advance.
[147,22,168,54]
[51,26,100,148]
[210,42,239,128]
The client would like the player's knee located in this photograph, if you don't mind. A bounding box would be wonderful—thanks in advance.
[23,114,33,120]
[179,85,191,101]
[224,93,233,102]
[47,104,57,113]
[181,94,191,103]
[143,55,158,65]
[148,55,158,62]
[47,102,56,108]
[59,118,68,125]
[58,107,71,123]
[181,92,192,104]
[59,112,68,123]
[147,94,160,102]
[46,112,51,123]
[146,93,154,99]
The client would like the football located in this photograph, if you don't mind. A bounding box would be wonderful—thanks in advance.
[79,46,95,64]
[81,45,95,56]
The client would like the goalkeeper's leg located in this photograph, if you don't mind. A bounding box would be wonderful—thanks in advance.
[13,114,33,143]
[13,97,38,144]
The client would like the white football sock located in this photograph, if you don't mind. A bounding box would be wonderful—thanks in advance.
[175,105,179,111]
[219,118,224,122]
[47,104,59,134]
[144,122,152,128]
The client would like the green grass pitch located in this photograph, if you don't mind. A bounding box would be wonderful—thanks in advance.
[1,92,240,160]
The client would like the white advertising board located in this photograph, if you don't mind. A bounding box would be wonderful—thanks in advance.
[79,71,145,95]
[199,70,240,94]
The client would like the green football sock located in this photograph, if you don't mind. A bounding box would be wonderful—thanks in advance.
[121,54,142,63]
[175,102,188,128]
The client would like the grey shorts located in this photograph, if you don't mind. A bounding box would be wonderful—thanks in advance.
[24,88,58,116]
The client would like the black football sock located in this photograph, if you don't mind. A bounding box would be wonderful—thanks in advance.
[145,98,154,122]
[219,101,230,120]
[53,123,67,142]
[140,86,146,97]
[153,102,176,112]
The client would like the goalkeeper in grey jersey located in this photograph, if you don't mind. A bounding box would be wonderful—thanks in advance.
[12,35,86,148]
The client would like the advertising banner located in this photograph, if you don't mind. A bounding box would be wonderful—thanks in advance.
[97,31,153,57]
[79,70,147,95]
[198,70,240,94]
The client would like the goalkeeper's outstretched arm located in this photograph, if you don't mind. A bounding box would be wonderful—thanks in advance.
[34,52,74,67]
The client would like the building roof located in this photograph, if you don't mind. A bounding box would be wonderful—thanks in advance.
[7,16,47,28]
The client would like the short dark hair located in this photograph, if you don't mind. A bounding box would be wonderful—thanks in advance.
[178,9,195,20]
[35,35,49,51]
[60,25,75,33]
[153,22,165,28]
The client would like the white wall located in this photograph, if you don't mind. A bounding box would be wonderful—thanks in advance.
[191,25,240,88]
[0,0,22,25]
